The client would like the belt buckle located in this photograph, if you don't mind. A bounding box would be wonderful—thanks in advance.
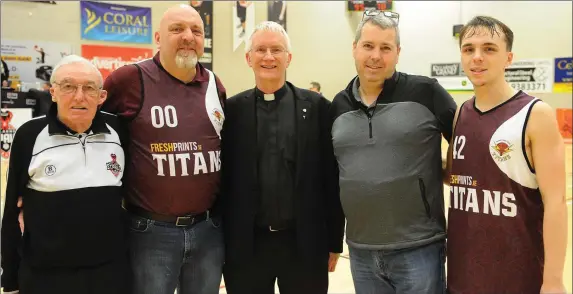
[176,216,194,227]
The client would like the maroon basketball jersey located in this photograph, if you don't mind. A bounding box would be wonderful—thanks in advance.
[447,91,544,293]
[126,59,224,216]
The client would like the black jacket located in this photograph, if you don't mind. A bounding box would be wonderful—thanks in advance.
[221,82,344,264]
[1,105,128,292]
[330,73,456,250]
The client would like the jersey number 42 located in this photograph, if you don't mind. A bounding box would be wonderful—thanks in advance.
[453,135,466,160]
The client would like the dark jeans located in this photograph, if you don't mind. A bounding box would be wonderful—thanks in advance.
[126,212,225,294]
[349,240,446,294]
[223,229,329,294]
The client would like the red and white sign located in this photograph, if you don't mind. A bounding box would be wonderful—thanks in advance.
[81,44,153,80]
[1,108,33,160]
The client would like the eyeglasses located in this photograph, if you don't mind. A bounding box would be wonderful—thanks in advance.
[54,82,101,97]
[362,9,400,24]
[252,47,288,57]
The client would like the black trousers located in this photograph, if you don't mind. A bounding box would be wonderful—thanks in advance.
[18,256,131,294]
[223,229,329,294]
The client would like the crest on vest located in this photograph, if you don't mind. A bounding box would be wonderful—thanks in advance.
[205,69,225,138]
[106,153,123,177]
[490,139,513,162]
[211,108,224,127]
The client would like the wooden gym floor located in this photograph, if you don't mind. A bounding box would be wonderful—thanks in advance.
[1,144,572,294]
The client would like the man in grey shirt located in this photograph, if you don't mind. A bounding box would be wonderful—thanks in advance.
[330,10,456,294]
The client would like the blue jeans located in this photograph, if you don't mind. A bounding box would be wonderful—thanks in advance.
[349,240,446,294]
[127,212,225,294]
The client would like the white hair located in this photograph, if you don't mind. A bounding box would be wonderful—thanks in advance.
[244,21,292,53]
[50,54,103,86]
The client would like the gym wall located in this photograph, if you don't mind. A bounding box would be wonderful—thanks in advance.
[1,1,571,109]
[0,1,186,53]
[281,1,572,108]
[211,1,572,108]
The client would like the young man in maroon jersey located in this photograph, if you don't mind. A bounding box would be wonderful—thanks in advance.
[446,16,568,294]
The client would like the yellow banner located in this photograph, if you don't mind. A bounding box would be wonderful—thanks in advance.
[554,83,573,93]
[1,55,32,62]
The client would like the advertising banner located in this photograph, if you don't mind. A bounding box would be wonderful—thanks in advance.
[554,57,572,93]
[1,108,33,210]
[0,39,72,85]
[1,108,33,160]
[190,1,213,70]
[81,44,153,80]
[80,1,152,44]
[268,1,286,30]
[430,63,473,91]
[233,1,255,52]
[505,59,553,93]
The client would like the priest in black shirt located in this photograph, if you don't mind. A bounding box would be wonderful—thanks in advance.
[220,21,344,294]
[255,83,297,230]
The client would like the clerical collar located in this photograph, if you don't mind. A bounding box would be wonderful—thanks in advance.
[255,83,288,102]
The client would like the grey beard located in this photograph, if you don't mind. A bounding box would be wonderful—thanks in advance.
[175,54,198,69]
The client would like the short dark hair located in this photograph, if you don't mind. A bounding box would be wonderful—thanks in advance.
[310,81,321,91]
[459,16,514,51]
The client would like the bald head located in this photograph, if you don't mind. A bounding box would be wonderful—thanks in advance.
[155,4,205,72]
[159,4,202,31]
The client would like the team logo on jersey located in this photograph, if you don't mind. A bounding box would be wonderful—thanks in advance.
[0,111,16,159]
[45,165,56,176]
[211,109,224,126]
[106,153,122,177]
[491,140,513,162]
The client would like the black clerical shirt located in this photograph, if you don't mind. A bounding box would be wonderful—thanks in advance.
[255,84,296,229]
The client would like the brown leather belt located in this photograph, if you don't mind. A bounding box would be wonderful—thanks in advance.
[125,203,210,227]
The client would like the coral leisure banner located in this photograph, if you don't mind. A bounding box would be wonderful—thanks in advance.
[554,57,572,93]
[81,44,153,80]
[80,1,152,44]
